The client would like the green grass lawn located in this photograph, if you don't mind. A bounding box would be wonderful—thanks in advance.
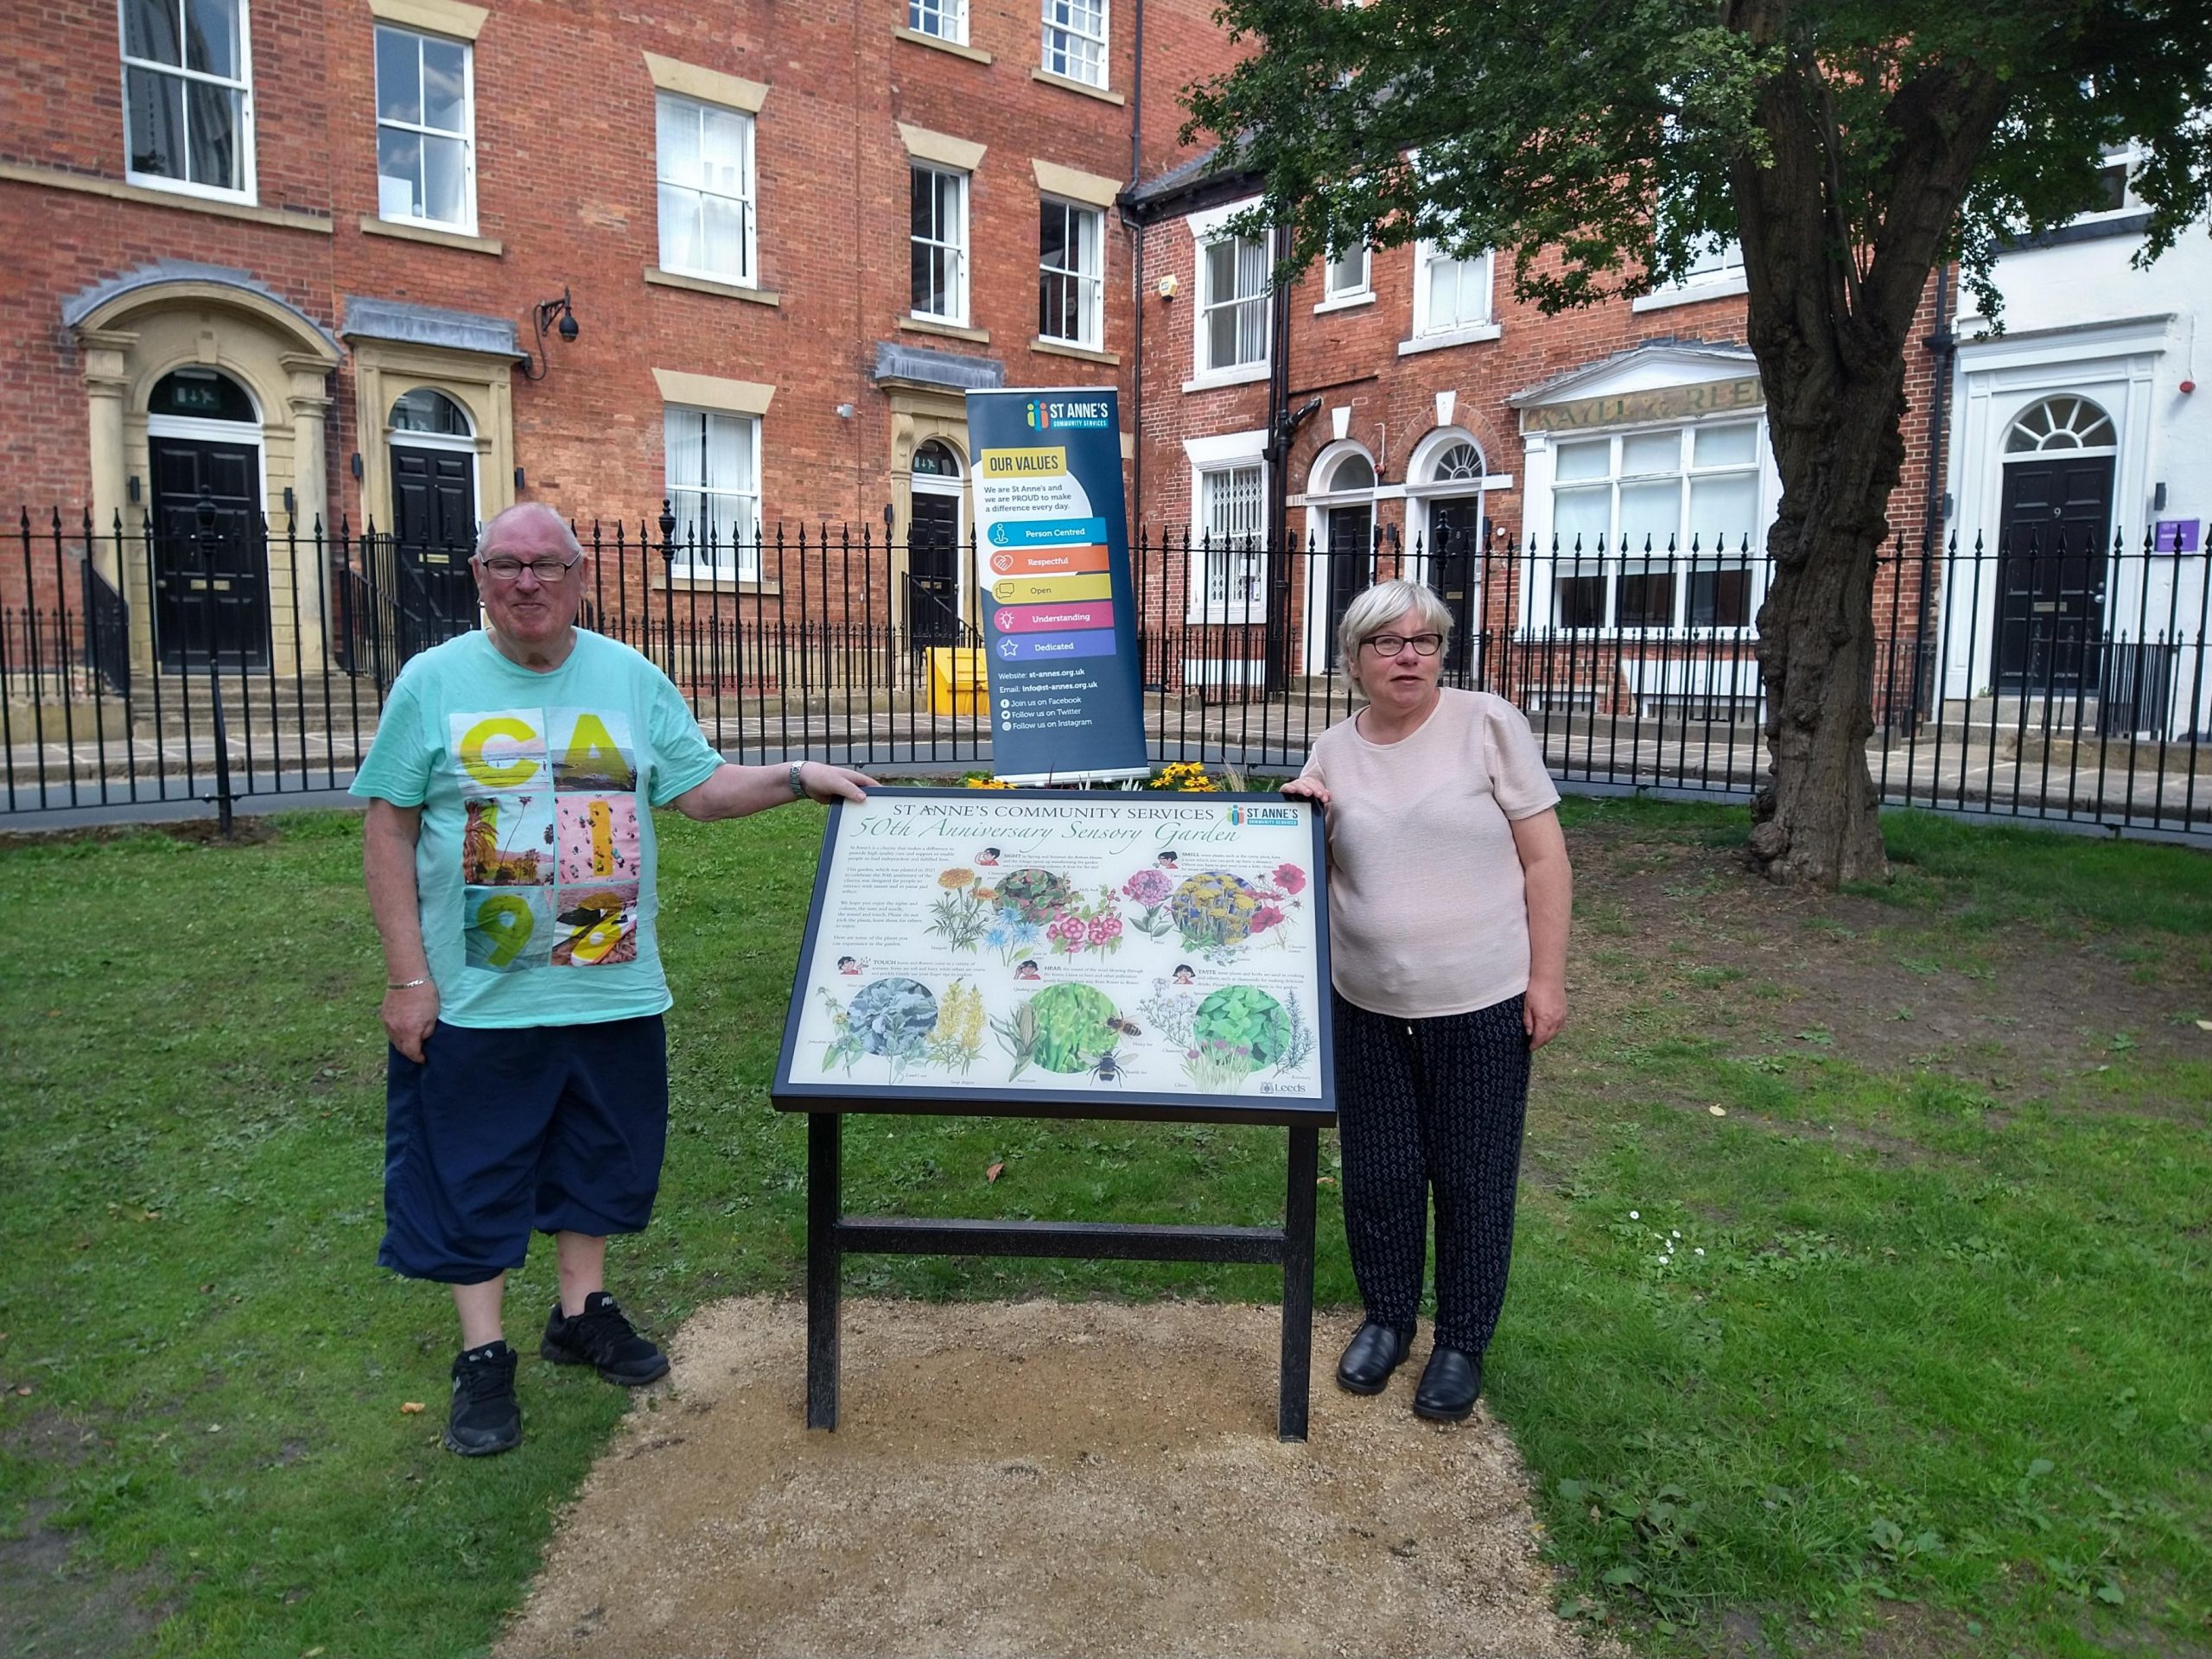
[2,800,2207,1658]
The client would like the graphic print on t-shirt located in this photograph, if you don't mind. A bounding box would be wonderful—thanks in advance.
[452,706,641,972]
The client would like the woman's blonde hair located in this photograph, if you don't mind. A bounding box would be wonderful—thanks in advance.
[1338,578,1453,681]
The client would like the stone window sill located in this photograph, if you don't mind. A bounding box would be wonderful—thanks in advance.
[1033,336,1120,365]
[1630,276,1748,312]
[645,268,782,306]
[1396,322,1503,356]
[360,215,503,256]
[901,315,991,344]
[1030,67,1124,105]
[893,26,991,63]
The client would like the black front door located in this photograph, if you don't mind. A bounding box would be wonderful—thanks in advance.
[1427,499,1484,677]
[908,491,962,648]
[151,436,267,669]
[1996,454,2112,692]
[391,444,479,650]
[1325,505,1373,661]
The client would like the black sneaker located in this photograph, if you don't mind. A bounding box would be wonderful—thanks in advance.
[540,1291,670,1386]
[444,1340,521,1456]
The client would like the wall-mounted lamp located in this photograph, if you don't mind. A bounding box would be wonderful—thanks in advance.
[836,402,855,419]
[127,474,141,505]
[350,451,364,480]
[1156,273,1179,302]
[283,486,296,516]
[514,466,527,491]
[518,287,580,381]
[2153,481,2168,512]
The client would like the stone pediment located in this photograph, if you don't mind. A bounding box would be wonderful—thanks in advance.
[1510,340,1761,433]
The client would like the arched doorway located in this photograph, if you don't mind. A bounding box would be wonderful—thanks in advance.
[388,387,480,647]
[1996,395,2115,692]
[1305,446,1376,666]
[147,366,268,669]
[1409,432,1488,676]
[908,438,964,648]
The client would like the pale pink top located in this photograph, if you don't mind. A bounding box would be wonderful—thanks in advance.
[1300,688,1560,1018]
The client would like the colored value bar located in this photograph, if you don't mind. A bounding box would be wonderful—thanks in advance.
[990,572,1112,604]
[992,629,1118,662]
[992,601,1113,633]
[984,543,1109,579]
[986,517,1110,548]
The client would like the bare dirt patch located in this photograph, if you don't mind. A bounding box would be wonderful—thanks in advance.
[1,1413,172,1659]
[1567,825,2206,1093]
[499,1299,1624,1659]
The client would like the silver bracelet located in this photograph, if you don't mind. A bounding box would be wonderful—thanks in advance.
[788,760,808,799]
[387,976,430,990]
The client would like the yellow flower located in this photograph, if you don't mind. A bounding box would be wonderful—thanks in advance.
[939,868,976,888]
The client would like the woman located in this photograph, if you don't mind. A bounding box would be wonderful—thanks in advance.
[1283,578,1571,1421]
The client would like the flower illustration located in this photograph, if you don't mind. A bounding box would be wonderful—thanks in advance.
[1272,862,1307,895]
[1250,905,1285,932]
[939,868,976,889]
[1122,868,1173,906]
[1088,915,1122,944]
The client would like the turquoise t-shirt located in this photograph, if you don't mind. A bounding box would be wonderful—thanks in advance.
[350,630,724,1029]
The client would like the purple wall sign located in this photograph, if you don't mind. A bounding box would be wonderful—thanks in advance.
[2152,518,2201,553]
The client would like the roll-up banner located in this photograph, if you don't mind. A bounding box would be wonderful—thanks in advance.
[964,386,1151,785]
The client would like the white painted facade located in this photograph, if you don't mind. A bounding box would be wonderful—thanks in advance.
[1941,205,2212,736]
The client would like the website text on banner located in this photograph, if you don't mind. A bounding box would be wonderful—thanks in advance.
[964,387,1151,785]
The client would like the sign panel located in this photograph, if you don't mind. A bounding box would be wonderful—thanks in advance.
[965,388,1151,784]
[2152,518,2201,554]
[773,788,1334,1122]
[1519,376,1764,434]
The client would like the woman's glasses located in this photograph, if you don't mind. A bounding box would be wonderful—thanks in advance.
[1361,632,1444,658]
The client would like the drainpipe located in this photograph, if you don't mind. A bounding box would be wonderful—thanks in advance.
[1914,259,1956,725]
[1127,0,1145,544]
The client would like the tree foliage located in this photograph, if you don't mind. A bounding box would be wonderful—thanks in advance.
[1185,0,2212,321]
[1184,0,2212,886]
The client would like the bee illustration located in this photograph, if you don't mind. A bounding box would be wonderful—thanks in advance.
[1088,1051,1128,1084]
[543,824,556,844]
[1105,1015,1142,1038]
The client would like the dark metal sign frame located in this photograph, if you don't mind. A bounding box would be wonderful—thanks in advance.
[772,789,1336,1441]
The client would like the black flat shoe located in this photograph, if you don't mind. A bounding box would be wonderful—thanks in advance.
[1413,1344,1482,1421]
[1335,1320,1415,1395]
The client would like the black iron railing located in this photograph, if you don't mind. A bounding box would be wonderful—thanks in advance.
[1,505,2204,838]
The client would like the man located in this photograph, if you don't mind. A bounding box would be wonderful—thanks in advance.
[353,502,872,1456]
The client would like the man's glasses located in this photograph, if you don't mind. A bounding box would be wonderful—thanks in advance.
[477,555,579,583]
[1362,632,1444,658]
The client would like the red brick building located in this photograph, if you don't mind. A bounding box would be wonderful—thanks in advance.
[1,0,1208,673]
[1120,156,1948,718]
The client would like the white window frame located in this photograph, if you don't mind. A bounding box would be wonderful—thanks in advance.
[909,0,969,46]
[910,162,970,325]
[118,0,257,203]
[1402,239,1497,351]
[656,92,758,287]
[1633,230,1747,311]
[373,23,477,233]
[1535,418,1770,637]
[663,404,763,582]
[1037,196,1104,349]
[1041,0,1109,88]
[1315,241,1372,313]
[2068,143,2149,226]
[1186,198,1270,390]
[1184,429,1270,625]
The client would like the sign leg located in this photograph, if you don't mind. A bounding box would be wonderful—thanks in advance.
[1279,1124,1319,1442]
[806,1111,842,1430]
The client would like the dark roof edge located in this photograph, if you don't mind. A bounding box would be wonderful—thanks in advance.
[1120,145,1262,224]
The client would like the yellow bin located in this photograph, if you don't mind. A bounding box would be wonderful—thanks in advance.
[926,646,988,716]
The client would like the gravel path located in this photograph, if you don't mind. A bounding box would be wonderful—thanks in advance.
[499,1297,1619,1659]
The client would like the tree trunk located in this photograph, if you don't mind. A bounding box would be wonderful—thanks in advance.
[1747,466,1891,887]
[1745,358,1910,887]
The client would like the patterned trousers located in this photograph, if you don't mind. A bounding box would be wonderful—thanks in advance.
[1332,990,1531,1355]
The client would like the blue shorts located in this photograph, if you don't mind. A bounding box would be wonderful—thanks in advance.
[378,1015,670,1284]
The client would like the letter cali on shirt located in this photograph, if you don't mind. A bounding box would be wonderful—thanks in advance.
[351,630,722,1029]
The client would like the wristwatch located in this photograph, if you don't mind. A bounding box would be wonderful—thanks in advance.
[788,760,808,799]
